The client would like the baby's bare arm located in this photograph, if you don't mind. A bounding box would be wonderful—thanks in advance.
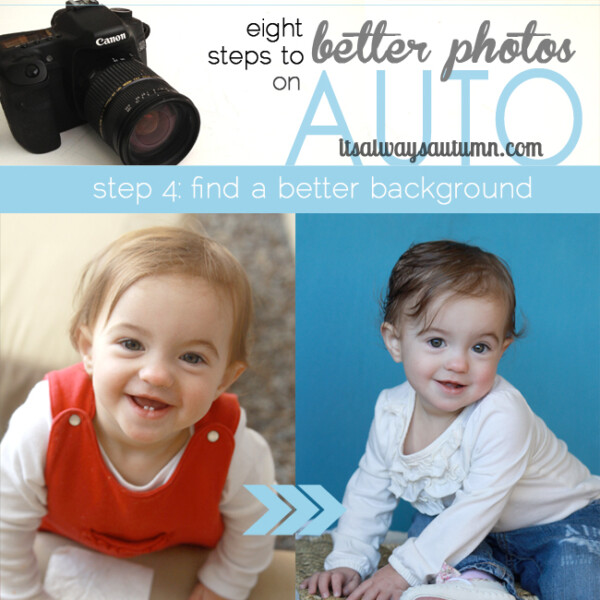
[299,566,361,598]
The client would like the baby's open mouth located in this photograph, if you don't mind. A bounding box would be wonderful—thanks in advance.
[130,395,170,412]
[438,380,466,390]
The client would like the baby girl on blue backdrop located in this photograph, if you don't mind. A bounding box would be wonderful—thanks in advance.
[301,240,600,600]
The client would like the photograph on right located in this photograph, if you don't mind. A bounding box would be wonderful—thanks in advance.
[295,214,600,600]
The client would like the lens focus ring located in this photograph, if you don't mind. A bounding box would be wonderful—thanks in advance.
[85,60,162,138]
[84,60,200,165]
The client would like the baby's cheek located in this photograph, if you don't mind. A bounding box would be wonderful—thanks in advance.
[478,367,498,390]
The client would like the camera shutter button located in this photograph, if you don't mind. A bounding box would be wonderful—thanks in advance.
[25,64,40,78]
[7,60,45,85]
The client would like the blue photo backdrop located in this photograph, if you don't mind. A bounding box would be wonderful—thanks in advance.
[296,214,600,531]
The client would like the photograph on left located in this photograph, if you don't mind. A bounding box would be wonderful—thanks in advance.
[0,213,295,600]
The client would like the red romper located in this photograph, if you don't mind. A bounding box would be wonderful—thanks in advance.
[39,363,241,557]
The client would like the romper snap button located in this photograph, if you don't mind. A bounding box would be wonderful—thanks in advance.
[69,414,81,427]
[207,430,219,442]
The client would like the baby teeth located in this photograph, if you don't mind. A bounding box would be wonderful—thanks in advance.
[143,406,155,411]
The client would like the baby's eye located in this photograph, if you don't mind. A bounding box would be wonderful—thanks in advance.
[428,338,445,349]
[180,352,204,365]
[120,338,143,352]
[472,343,490,354]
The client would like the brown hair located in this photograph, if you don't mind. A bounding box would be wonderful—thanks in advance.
[381,240,519,339]
[70,226,253,365]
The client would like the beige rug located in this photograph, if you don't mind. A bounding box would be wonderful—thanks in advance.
[296,534,538,600]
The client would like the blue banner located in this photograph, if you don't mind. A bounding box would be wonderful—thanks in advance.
[1,166,598,213]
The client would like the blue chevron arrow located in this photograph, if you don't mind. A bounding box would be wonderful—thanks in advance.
[243,484,345,536]
[298,485,346,536]
[243,485,292,535]
[270,485,319,535]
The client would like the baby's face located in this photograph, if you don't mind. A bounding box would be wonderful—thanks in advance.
[78,274,242,451]
[396,293,512,418]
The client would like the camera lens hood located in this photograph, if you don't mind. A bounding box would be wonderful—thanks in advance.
[84,59,200,165]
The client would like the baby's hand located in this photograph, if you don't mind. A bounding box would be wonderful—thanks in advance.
[346,564,409,600]
[300,566,361,598]
[188,582,231,600]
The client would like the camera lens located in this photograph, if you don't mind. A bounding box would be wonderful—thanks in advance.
[127,103,179,158]
[84,60,200,165]
[130,107,175,151]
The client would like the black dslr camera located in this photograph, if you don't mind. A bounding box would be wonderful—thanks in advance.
[0,1,200,164]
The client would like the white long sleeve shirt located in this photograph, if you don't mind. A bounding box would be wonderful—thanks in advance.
[324,376,600,586]
[0,380,275,600]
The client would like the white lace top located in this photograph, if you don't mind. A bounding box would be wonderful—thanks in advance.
[324,376,600,586]
[382,390,475,515]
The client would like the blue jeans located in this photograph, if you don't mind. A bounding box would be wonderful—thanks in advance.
[407,500,600,600]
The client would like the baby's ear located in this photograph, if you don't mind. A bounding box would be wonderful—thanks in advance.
[381,322,403,363]
[216,361,247,397]
[75,326,94,375]
[501,337,513,355]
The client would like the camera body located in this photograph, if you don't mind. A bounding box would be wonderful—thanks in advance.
[0,1,150,153]
[0,1,199,164]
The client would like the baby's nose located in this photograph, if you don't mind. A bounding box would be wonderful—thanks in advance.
[445,351,468,373]
[139,359,174,387]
